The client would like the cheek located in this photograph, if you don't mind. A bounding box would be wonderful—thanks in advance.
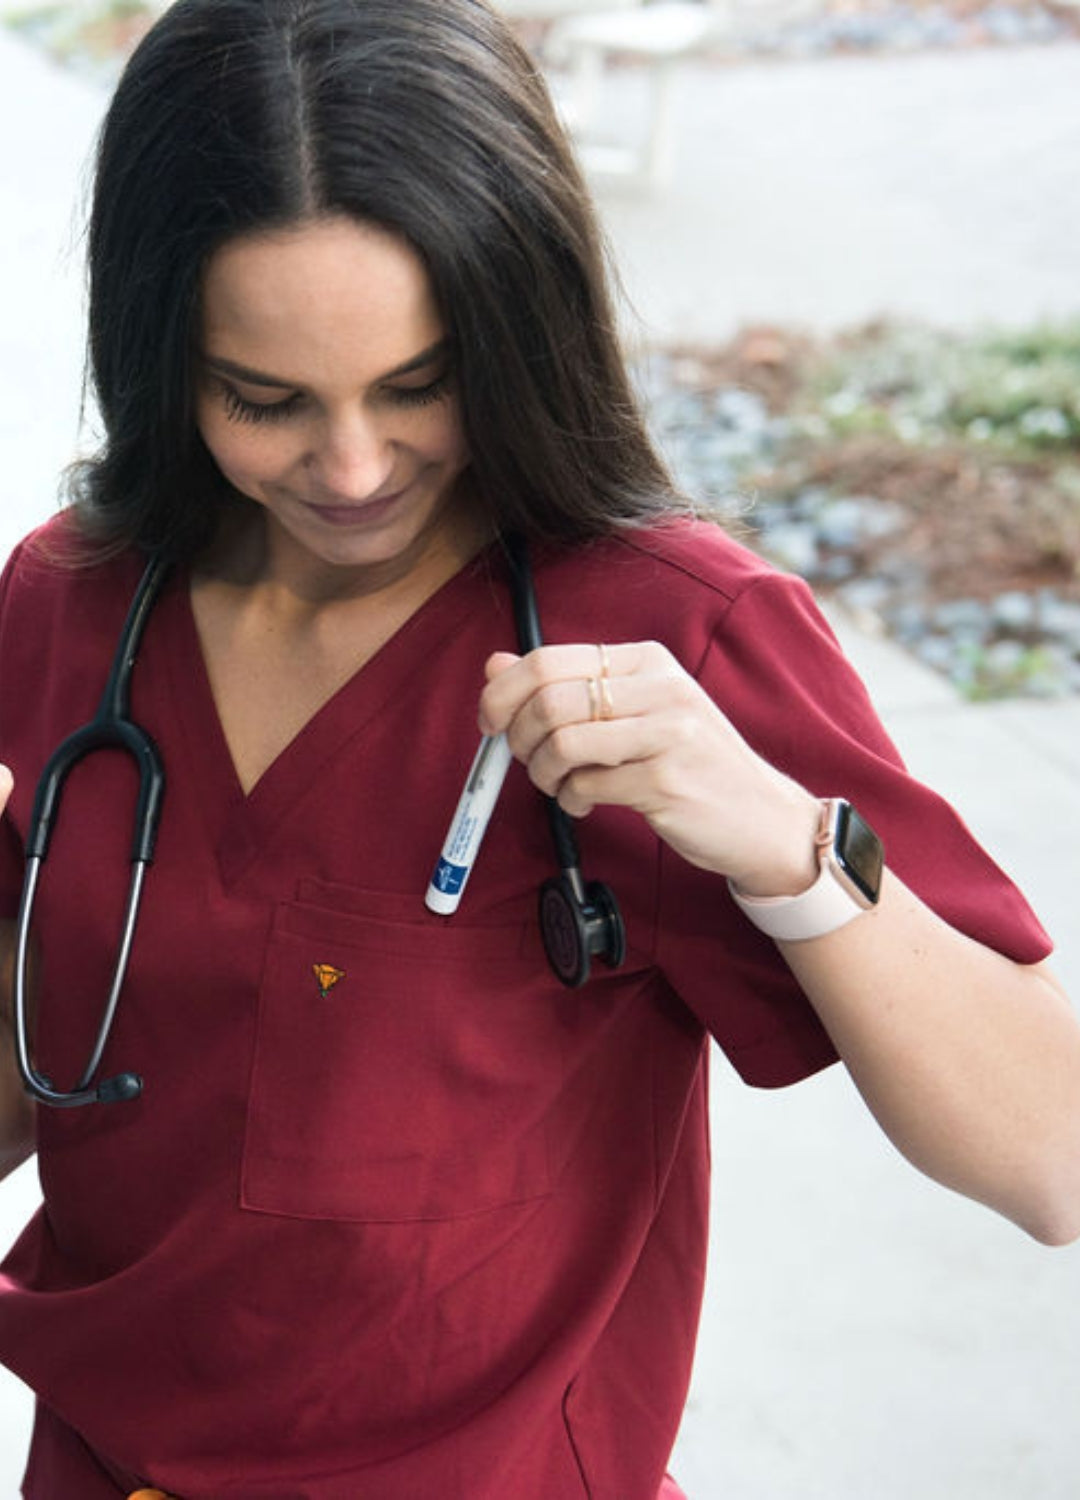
[195,401,239,474]
[428,403,469,469]
[197,408,285,488]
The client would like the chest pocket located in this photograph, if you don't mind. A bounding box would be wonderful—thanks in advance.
[241,881,562,1222]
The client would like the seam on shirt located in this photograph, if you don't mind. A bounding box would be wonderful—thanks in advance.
[561,1380,594,1499]
[619,553,802,961]
[617,525,790,614]
[688,571,806,685]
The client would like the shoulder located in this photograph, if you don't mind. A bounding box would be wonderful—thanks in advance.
[2,512,142,591]
[0,513,146,649]
[616,515,780,601]
[541,516,777,605]
[530,516,895,764]
[532,516,825,671]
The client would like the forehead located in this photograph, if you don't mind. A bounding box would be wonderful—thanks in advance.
[199,216,444,373]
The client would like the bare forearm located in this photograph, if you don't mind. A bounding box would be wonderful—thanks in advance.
[480,643,1080,1241]
[780,872,1080,1244]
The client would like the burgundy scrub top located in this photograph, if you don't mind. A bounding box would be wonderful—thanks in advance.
[0,516,1051,1498]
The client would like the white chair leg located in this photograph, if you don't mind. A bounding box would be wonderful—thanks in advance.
[642,57,680,186]
[565,42,606,132]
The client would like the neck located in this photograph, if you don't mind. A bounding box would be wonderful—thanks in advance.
[197,492,490,615]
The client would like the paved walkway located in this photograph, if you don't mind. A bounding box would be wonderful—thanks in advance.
[578,38,1080,342]
[0,26,1078,1499]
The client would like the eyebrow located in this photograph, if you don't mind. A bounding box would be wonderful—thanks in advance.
[200,337,452,391]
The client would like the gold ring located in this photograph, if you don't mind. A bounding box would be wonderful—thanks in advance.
[598,675,614,719]
[598,642,611,680]
[585,676,601,721]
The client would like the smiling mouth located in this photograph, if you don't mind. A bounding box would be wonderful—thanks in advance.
[305,489,405,525]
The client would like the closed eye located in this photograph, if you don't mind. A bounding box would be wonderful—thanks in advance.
[385,370,453,409]
[204,353,454,424]
[218,384,304,426]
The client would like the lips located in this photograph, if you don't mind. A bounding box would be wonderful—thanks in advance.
[303,487,406,527]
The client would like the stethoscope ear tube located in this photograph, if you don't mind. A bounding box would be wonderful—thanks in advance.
[504,535,627,988]
[14,556,168,1108]
[13,856,146,1107]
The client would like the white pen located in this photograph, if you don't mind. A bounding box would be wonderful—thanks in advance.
[425,732,514,915]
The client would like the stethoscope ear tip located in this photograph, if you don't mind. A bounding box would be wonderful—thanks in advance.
[97,1073,143,1104]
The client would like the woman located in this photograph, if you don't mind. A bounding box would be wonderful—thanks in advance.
[0,1,1077,1496]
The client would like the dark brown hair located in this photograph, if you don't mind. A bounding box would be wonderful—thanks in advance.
[72,0,679,560]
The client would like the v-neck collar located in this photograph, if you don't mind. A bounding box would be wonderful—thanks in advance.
[161,545,510,887]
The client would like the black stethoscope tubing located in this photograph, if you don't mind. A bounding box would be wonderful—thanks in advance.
[13,538,623,1109]
[504,535,625,988]
[13,554,169,1108]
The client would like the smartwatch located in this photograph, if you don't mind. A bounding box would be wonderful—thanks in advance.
[728,798,884,942]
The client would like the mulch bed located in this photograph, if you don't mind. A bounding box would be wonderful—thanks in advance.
[671,326,1080,614]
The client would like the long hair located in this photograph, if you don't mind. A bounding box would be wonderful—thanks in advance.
[72,0,679,560]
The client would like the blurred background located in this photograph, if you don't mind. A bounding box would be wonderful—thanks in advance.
[0,1,1079,1495]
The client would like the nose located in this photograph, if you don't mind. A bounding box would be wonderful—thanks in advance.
[306,408,394,501]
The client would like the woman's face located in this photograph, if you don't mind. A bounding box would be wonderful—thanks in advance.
[195,215,471,582]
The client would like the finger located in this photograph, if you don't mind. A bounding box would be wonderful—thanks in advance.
[0,764,12,808]
[544,734,696,820]
[555,760,644,820]
[523,699,713,799]
[506,665,704,766]
[483,650,521,683]
[502,673,633,762]
[479,641,651,733]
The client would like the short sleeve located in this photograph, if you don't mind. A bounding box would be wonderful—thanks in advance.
[0,537,32,921]
[655,569,1052,1089]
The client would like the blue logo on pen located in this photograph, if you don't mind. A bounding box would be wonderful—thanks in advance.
[433,857,467,895]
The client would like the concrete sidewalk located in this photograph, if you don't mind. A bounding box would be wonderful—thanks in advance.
[1,27,1079,1499]
[592,44,1080,1499]
[580,39,1080,342]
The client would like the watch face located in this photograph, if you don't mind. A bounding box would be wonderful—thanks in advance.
[834,801,884,906]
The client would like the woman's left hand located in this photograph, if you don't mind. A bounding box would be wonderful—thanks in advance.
[478,641,820,897]
[481,644,1080,1249]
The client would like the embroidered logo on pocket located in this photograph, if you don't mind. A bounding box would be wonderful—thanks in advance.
[312,963,346,999]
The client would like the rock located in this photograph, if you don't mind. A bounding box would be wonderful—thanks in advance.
[931,598,992,638]
[820,554,858,582]
[1036,593,1080,647]
[713,388,770,435]
[761,523,821,578]
[991,591,1036,632]
[838,577,892,615]
[916,634,960,675]
[816,497,867,550]
[639,342,1080,698]
[790,486,832,522]
[887,600,933,645]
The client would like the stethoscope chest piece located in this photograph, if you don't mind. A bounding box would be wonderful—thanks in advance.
[539,873,626,989]
[503,533,628,989]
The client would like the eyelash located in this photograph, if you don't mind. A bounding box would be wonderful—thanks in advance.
[220,389,301,426]
[218,373,452,426]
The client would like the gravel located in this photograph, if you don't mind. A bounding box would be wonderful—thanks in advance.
[714,0,1079,57]
[639,353,1080,699]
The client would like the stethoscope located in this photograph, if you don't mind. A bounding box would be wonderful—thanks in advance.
[13,554,169,1110]
[13,538,624,1110]
[504,534,626,988]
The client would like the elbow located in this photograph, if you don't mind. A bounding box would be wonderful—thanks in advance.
[1009,1157,1080,1247]
[1019,1200,1080,1248]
